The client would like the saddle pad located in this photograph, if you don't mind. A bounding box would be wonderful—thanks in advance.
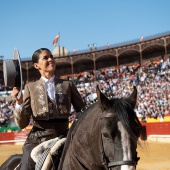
[35,137,66,170]
[35,140,57,170]
[31,137,60,163]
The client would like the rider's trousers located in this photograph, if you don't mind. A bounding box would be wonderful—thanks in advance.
[20,142,38,170]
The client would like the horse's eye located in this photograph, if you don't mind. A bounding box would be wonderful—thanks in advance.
[102,132,109,139]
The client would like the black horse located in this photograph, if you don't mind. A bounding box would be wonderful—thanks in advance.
[0,85,143,170]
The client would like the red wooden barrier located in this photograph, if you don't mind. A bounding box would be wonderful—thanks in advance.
[141,122,170,136]
[0,130,29,143]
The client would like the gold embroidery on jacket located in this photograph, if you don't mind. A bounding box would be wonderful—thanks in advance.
[37,107,47,115]
[56,83,64,103]
[56,83,62,93]
[59,104,68,114]
[56,83,68,115]
[59,94,64,103]
[38,94,45,105]
[36,85,47,115]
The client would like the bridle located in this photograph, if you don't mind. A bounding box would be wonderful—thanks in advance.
[100,115,139,169]
[107,160,137,169]
[101,135,137,169]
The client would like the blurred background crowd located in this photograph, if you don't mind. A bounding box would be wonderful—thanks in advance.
[0,58,170,128]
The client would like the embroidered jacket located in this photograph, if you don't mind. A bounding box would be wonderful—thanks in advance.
[14,77,85,129]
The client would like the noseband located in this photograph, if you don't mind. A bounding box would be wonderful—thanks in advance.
[107,160,136,168]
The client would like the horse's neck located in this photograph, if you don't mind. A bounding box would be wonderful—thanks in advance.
[77,107,103,161]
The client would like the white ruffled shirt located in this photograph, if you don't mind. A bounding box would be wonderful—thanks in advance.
[41,75,56,101]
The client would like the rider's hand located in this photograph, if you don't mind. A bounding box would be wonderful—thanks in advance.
[11,87,23,105]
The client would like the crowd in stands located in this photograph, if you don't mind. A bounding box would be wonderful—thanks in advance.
[0,57,170,127]
[70,57,170,122]
[0,98,15,127]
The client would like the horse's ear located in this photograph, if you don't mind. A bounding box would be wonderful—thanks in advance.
[96,85,110,111]
[128,86,137,109]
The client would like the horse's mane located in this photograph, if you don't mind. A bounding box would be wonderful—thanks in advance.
[111,97,142,142]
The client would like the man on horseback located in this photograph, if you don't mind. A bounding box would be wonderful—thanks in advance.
[10,48,85,169]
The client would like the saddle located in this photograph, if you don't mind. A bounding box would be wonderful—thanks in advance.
[31,136,66,170]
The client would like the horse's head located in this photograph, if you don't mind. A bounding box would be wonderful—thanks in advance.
[96,85,142,170]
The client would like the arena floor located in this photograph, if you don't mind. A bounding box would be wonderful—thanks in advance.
[0,140,170,170]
